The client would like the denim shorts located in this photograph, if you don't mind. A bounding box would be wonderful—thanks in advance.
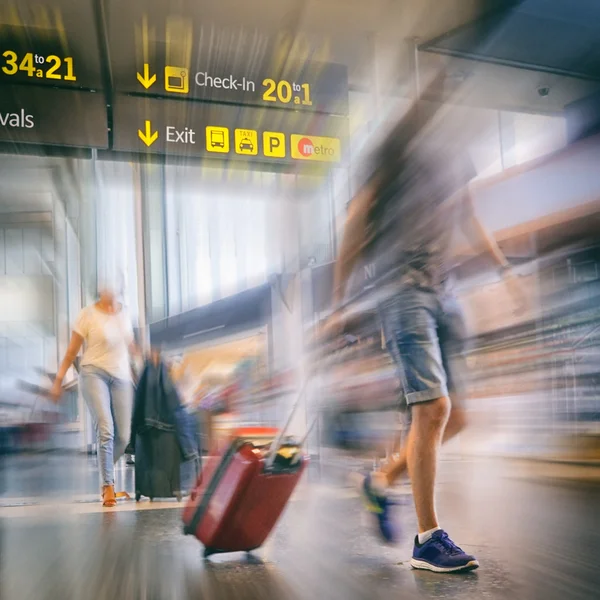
[379,287,468,408]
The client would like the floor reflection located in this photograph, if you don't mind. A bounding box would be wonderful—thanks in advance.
[0,458,599,600]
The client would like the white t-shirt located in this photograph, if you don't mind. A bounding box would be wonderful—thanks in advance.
[73,305,134,380]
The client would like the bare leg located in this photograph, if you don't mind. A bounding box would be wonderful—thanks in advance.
[406,396,451,532]
[383,405,466,487]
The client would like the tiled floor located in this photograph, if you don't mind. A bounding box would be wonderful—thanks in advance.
[0,453,598,599]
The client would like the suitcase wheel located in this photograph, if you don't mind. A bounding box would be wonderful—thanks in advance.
[176,493,182,503]
[246,551,262,564]
[135,493,141,502]
[203,547,215,559]
[150,497,154,502]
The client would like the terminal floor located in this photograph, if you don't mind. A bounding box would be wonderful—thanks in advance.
[0,453,598,600]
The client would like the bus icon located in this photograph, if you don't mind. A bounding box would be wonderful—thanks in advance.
[206,127,230,153]
[211,130,225,147]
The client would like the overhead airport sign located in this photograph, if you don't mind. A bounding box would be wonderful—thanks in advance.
[1,45,77,84]
[0,85,108,149]
[111,42,348,115]
[0,21,103,90]
[111,95,347,164]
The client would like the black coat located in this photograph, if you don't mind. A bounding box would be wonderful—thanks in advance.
[130,360,199,461]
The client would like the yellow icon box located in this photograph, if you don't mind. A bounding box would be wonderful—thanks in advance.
[262,132,286,158]
[234,129,258,156]
[290,134,341,162]
[165,66,189,94]
[206,126,230,153]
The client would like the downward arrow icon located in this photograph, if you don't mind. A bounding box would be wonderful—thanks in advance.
[138,120,158,147]
[136,63,156,89]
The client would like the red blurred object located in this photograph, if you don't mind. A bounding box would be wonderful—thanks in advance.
[183,426,307,556]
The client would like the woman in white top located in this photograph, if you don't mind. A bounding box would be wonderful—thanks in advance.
[51,284,136,507]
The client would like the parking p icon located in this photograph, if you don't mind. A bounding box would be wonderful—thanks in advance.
[263,132,286,158]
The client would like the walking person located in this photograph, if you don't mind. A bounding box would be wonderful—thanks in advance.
[51,281,137,507]
[325,75,524,572]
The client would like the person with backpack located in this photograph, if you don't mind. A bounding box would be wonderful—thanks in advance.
[324,74,524,573]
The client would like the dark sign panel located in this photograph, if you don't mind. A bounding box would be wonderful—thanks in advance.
[111,94,348,164]
[0,85,108,148]
[114,54,349,115]
[1,26,79,86]
[0,0,104,90]
[108,19,349,115]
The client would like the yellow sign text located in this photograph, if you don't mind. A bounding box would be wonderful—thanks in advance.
[290,134,341,162]
[1,50,76,81]
[263,132,286,158]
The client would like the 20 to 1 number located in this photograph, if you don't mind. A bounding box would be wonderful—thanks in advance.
[262,79,312,106]
[1,51,76,81]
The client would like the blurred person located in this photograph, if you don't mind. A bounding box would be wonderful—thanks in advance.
[124,349,146,466]
[51,280,137,507]
[326,73,524,573]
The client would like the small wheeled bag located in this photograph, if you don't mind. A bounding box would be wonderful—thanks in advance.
[182,383,311,557]
[182,426,307,557]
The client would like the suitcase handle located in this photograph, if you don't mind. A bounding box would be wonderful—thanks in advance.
[265,379,310,469]
[265,334,360,469]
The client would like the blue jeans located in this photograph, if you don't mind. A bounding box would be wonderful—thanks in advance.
[81,366,133,486]
[379,287,468,408]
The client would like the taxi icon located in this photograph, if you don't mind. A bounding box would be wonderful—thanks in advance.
[239,137,254,152]
[234,129,258,155]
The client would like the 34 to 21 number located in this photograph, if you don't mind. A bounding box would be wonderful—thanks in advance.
[1,51,77,81]
[262,79,312,106]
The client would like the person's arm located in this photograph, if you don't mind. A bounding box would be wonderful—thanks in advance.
[51,332,84,401]
[461,188,526,312]
[331,181,377,309]
[129,341,142,359]
[461,188,510,270]
[125,318,142,358]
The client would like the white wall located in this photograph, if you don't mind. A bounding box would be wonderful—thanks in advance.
[0,276,54,325]
[0,225,57,405]
[472,134,600,233]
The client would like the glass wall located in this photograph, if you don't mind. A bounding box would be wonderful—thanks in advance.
[85,100,567,328]
[513,112,567,164]
[0,223,55,402]
[0,155,86,426]
[161,165,339,317]
[92,160,140,323]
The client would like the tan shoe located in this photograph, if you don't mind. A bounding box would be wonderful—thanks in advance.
[102,485,117,507]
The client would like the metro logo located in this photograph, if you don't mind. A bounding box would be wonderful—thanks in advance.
[291,134,341,162]
[297,137,314,157]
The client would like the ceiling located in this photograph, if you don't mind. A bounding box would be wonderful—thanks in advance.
[422,0,600,80]
[105,0,515,99]
[0,0,516,95]
[419,0,600,112]
[2,0,600,215]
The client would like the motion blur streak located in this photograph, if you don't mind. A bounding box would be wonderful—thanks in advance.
[1,1,600,599]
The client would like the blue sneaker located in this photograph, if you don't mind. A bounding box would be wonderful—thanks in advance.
[411,530,479,573]
[360,474,399,544]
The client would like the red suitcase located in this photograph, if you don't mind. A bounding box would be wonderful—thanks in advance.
[182,426,308,557]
